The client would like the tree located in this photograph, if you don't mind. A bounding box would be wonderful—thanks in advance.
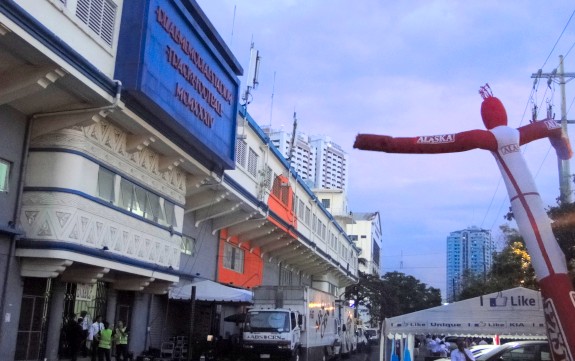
[457,224,537,301]
[346,271,441,326]
[546,201,575,284]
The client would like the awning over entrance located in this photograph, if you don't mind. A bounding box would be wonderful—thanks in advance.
[169,279,253,303]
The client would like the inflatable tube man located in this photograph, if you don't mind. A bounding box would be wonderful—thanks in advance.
[354,85,575,361]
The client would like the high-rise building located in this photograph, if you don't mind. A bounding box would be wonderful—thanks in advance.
[446,226,494,302]
[310,135,348,191]
[263,128,348,191]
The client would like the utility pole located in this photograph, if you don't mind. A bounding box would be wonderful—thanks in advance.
[531,55,575,204]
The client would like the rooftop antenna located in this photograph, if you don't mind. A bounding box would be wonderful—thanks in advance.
[230,5,236,47]
[268,71,276,128]
[241,40,261,110]
[286,111,297,164]
[238,40,260,140]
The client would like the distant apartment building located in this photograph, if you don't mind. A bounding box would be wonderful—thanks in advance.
[263,128,348,191]
[446,226,494,302]
[346,212,383,277]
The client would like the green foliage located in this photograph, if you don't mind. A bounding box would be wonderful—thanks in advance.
[457,224,538,301]
[345,271,441,325]
[547,202,575,282]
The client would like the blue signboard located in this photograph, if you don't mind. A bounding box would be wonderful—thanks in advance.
[115,0,241,171]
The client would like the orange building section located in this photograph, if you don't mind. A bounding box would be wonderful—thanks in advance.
[217,229,263,289]
[267,174,298,238]
[216,174,298,289]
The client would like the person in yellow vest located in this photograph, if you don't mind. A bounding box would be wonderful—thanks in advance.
[96,321,113,361]
[114,320,129,361]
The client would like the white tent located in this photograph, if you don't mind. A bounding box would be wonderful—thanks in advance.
[169,279,253,303]
[380,287,547,361]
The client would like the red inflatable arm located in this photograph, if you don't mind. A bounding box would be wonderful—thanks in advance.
[518,120,573,160]
[354,130,497,154]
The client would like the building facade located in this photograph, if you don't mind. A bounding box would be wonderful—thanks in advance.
[345,212,383,277]
[309,135,348,191]
[0,0,359,360]
[264,129,348,191]
[446,226,494,302]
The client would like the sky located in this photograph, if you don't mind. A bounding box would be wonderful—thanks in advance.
[195,0,575,299]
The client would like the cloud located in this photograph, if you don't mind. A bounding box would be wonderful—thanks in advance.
[197,0,575,298]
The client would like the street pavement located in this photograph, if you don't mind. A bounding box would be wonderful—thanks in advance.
[347,344,380,361]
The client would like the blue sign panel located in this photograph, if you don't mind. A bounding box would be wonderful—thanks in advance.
[115,0,240,170]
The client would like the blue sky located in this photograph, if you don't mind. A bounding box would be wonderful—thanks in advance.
[196,0,575,299]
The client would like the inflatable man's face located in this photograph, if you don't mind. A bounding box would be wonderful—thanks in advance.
[480,95,508,129]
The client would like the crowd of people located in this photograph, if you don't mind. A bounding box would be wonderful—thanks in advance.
[64,312,130,361]
[414,335,492,360]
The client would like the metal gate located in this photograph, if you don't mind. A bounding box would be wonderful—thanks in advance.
[15,278,51,361]
[59,281,108,357]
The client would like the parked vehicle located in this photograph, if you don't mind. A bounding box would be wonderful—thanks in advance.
[434,344,498,361]
[475,341,550,361]
[363,328,379,346]
[339,305,367,357]
[339,305,355,357]
[242,286,342,361]
[355,326,368,352]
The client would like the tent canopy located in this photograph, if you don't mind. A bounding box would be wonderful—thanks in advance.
[169,279,253,303]
[383,287,546,339]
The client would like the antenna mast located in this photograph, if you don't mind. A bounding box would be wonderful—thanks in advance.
[242,41,261,110]
[269,71,276,127]
[287,111,297,165]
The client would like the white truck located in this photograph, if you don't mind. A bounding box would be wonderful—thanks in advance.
[242,286,342,361]
[339,305,368,356]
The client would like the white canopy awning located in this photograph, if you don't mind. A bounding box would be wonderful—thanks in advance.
[383,287,546,339]
[169,279,253,303]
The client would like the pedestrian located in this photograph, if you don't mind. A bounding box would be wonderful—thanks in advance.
[88,315,104,361]
[115,320,129,360]
[451,339,475,361]
[80,311,91,357]
[67,316,84,361]
[97,321,113,361]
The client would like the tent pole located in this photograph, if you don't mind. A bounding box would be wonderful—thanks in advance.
[187,286,196,361]
[380,321,386,361]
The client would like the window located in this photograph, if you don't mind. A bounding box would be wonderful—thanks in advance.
[247,147,258,176]
[236,140,247,167]
[118,178,177,227]
[181,236,197,256]
[97,167,115,202]
[164,200,176,227]
[223,243,244,273]
[0,158,10,192]
[76,0,117,46]
[321,198,330,208]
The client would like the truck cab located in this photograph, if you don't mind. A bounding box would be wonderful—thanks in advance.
[242,308,301,360]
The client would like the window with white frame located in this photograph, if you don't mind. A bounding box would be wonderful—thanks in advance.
[263,166,273,190]
[98,168,178,227]
[97,167,115,202]
[312,214,317,233]
[75,0,117,46]
[0,158,10,192]
[247,147,258,177]
[236,139,247,168]
[223,242,244,273]
[181,235,197,256]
